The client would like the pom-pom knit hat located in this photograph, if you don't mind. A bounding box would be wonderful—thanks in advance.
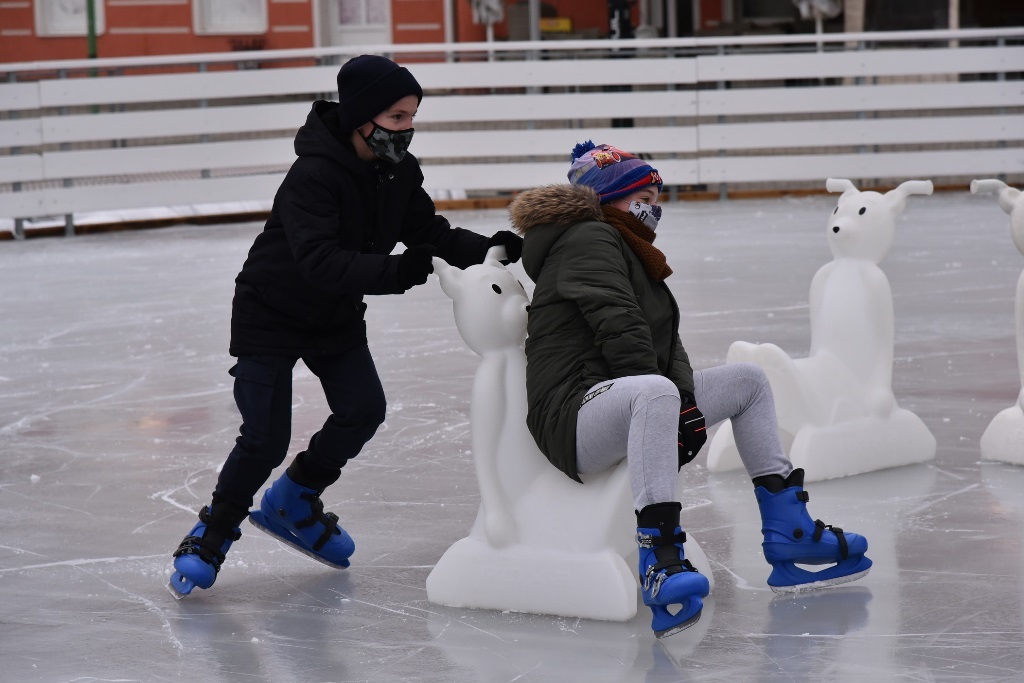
[567,141,663,203]
[336,54,424,132]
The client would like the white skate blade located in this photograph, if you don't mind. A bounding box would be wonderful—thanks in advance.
[248,515,349,570]
[770,568,870,594]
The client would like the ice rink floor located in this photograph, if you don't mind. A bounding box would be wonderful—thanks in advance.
[3,190,1024,682]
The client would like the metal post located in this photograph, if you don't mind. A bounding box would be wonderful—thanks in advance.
[58,69,75,237]
[608,0,635,129]
[8,72,25,239]
[997,37,1006,182]
[855,40,866,157]
[717,45,727,202]
[199,63,211,179]
[86,0,97,59]
[528,0,540,42]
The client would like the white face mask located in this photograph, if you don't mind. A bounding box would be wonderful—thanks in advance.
[628,201,662,231]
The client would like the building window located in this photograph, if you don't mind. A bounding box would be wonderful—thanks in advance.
[193,0,268,35]
[35,0,106,37]
[340,0,389,28]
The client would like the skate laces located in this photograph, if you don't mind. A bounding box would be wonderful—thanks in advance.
[813,519,849,559]
[643,558,699,597]
[295,492,342,552]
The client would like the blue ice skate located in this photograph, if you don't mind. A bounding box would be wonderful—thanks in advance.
[755,468,872,593]
[248,472,354,569]
[168,505,244,599]
[636,502,711,638]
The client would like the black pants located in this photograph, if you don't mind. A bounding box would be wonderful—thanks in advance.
[212,345,386,510]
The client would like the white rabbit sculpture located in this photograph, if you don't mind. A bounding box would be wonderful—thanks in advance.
[424,247,712,621]
[972,179,1024,466]
[707,178,937,482]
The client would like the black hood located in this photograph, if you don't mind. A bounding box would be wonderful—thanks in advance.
[294,101,375,178]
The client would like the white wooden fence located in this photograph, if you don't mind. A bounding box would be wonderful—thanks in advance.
[1,28,1022,238]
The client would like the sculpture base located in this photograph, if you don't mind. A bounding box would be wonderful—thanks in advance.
[427,531,715,622]
[981,405,1024,466]
[708,409,936,482]
[426,536,638,621]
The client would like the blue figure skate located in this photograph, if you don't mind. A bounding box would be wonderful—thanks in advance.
[248,472,354,569]
[168,505,245,599]
[755,468,872,593]
[636,502,711,638]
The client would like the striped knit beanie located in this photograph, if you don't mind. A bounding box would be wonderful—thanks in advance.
[567,141,663,203]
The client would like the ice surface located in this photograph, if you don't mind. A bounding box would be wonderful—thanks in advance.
[2,191,1024,682]
[707,179,937,481]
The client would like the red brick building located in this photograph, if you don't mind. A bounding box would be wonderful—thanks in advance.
[0,1,688,64]
[0,1,1018,65]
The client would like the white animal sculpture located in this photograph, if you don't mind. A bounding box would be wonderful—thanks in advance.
[972,179,1024,465]
[425,247,712,621]
[707,178,937,482]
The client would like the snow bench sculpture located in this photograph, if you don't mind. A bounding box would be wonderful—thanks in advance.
[972,179,1024,466]
[424,247,712,621]
[707,178,937,482]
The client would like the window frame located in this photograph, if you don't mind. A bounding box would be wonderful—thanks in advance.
[192,0,269,36]
[34,0,107,38]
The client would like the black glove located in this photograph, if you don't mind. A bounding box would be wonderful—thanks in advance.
[677,393,707,468]
[397,245,437,291]
[486,230,523,264]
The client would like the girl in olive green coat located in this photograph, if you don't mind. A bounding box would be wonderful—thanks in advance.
[509,142,871,638]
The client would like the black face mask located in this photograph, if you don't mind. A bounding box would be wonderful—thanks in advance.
[360,122,414,164]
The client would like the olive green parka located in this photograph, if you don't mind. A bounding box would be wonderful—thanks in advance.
[510,184,695,482]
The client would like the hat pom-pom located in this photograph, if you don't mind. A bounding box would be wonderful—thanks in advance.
[570,140,597,162]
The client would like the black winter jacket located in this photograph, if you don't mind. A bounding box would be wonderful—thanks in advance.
[510,184,695,482]
[230,101,489,357]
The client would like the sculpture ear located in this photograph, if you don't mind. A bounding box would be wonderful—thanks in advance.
[886,179,933,203]
[883,179,933,214]
[1002,186,1023,215]
[433,256,461,298]
[972,178,1021,215]
[826,178,858,198]
[484,245,507,268]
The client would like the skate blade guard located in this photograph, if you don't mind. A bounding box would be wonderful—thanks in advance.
[768,557,872,594]
[248,510,351,570]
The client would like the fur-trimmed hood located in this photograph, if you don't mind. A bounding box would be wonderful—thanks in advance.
[508,184,603,235]
[511,184,606,284]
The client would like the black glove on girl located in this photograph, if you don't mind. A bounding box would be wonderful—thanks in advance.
[678,393,707,468]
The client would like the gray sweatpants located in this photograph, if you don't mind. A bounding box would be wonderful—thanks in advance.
[575,362,791,510]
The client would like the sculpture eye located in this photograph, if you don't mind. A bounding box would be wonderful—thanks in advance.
[859,207,866,215]
[833,207,838,214]
[492,284,502,294]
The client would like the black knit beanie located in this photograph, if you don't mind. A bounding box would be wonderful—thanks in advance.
[336,54,424,132]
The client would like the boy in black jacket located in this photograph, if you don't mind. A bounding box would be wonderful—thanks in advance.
[169,54,522,597]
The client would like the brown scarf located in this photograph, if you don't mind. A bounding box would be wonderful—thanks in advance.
[600,205,673,281]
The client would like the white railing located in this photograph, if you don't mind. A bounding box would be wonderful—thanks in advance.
[1,28,1022,238]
